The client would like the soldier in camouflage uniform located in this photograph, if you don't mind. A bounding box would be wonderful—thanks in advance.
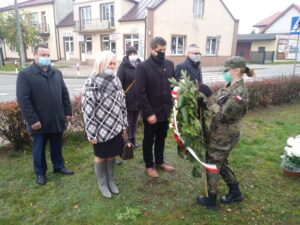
[197,56,255,211]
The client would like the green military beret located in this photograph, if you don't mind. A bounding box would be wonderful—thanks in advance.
[224,56,247,69]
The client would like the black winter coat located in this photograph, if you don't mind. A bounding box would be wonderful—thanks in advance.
[175,58,202,82]
[135,55,175,122]
[117,56,140,111]
[16,62,72,134]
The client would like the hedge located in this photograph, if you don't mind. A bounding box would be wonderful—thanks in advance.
[1,76,300,151]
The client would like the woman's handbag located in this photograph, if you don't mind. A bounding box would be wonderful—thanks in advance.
[121,130,134,160]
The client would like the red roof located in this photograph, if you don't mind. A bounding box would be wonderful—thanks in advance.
[254,12,282,28]
[254,4,300,33]
[120,0,237,22]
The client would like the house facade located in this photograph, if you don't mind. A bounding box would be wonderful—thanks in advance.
[58,0,238,66]
[236,4,300,63]
[0,0,73,61]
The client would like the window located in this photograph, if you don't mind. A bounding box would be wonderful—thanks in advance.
[102,35,110,51]
[101,3,114,27]
[124,34,139,53]
[31,12,39,28]
[101,35,116,53]
[41,11,48,33]
[258,47,265,52]
[171,36,185,55]
[31,38,41,53]
[193,0,204,18]
[206,37,218,55]
[80,6,91,29]
[9,45,17,52]
[65,37,74,53]
[81,35,92,54]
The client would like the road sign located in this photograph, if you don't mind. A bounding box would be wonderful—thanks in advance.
[290,16,300,35]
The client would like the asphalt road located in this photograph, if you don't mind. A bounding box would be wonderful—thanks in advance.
[0,64,299,102]
[0,75,87,102]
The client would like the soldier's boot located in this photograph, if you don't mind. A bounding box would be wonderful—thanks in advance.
[220,183,243,204]
[107,160,119,194]
[94,161,112,198]
[196,192,218,211]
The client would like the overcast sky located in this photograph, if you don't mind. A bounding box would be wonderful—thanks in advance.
[0,0,299,34]
[223,0,299,33]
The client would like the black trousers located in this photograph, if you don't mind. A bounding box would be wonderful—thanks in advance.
[142,120,169,168]
[127,110,140,142]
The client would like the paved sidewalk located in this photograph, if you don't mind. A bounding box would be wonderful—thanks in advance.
[0,60,298,78]
[0,61,225,78]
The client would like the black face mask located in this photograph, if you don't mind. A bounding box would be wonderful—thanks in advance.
[153,51,165,62]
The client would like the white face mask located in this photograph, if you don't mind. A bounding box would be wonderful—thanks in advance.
[189,54,201,63]
[129,55,138,63]
[104,68,114,75]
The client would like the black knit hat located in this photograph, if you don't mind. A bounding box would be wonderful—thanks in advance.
[126,46,137,56]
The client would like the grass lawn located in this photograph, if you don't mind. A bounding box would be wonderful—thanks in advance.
[1,104,300,225]
[0,63,23,72]
[0,63,68,72]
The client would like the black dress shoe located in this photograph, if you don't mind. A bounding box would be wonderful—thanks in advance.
[36,175,47,185]
[53,167,74,175]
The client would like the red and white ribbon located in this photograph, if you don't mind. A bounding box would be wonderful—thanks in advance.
[171,87,219,173]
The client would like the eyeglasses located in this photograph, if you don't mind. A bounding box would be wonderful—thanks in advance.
[191,52,201,55]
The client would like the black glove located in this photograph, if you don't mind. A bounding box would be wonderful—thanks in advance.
[199,84,213,97]
[197,97,207,110]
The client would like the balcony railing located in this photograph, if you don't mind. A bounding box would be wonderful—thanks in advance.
[32,23,50,35]
[74,18,115,32]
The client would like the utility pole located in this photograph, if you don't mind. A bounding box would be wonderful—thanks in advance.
[14,0,25,68]
[293,34,299,77]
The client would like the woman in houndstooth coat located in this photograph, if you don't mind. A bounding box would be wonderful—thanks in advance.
[82,51,129,198]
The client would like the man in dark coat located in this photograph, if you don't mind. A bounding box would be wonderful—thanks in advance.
[16,43,73,186]
[175,44,202,82]
[135,37,175,178]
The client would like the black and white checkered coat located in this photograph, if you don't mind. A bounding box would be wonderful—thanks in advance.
[82,73,128,142]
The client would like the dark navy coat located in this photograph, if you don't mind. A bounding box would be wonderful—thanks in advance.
[175,58,202,83]
[16,62,72,134]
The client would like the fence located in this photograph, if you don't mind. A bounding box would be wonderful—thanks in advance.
[250,51,275,64]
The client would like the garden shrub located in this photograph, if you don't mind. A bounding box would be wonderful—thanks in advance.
[0,101,31,151]
[210,76,300,110]
[69,95,84,131]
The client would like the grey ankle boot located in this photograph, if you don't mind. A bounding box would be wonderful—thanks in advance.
[94,162,112,198]
[106,160,119,194]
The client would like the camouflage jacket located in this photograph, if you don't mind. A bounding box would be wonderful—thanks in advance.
[207,79,249,151]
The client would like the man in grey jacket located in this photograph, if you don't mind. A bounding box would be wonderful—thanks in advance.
[17,43,73,186]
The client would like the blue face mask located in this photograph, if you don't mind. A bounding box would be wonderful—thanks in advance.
[223,71,233,83]
[38,57,51,67]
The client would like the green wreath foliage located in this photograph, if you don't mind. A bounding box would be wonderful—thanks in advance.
[169,70,211,177]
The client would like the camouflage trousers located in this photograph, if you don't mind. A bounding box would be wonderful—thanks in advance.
[206,147,238,194]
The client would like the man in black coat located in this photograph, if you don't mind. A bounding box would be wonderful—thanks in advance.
[135,37,175,178]
[16,43,73,186]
